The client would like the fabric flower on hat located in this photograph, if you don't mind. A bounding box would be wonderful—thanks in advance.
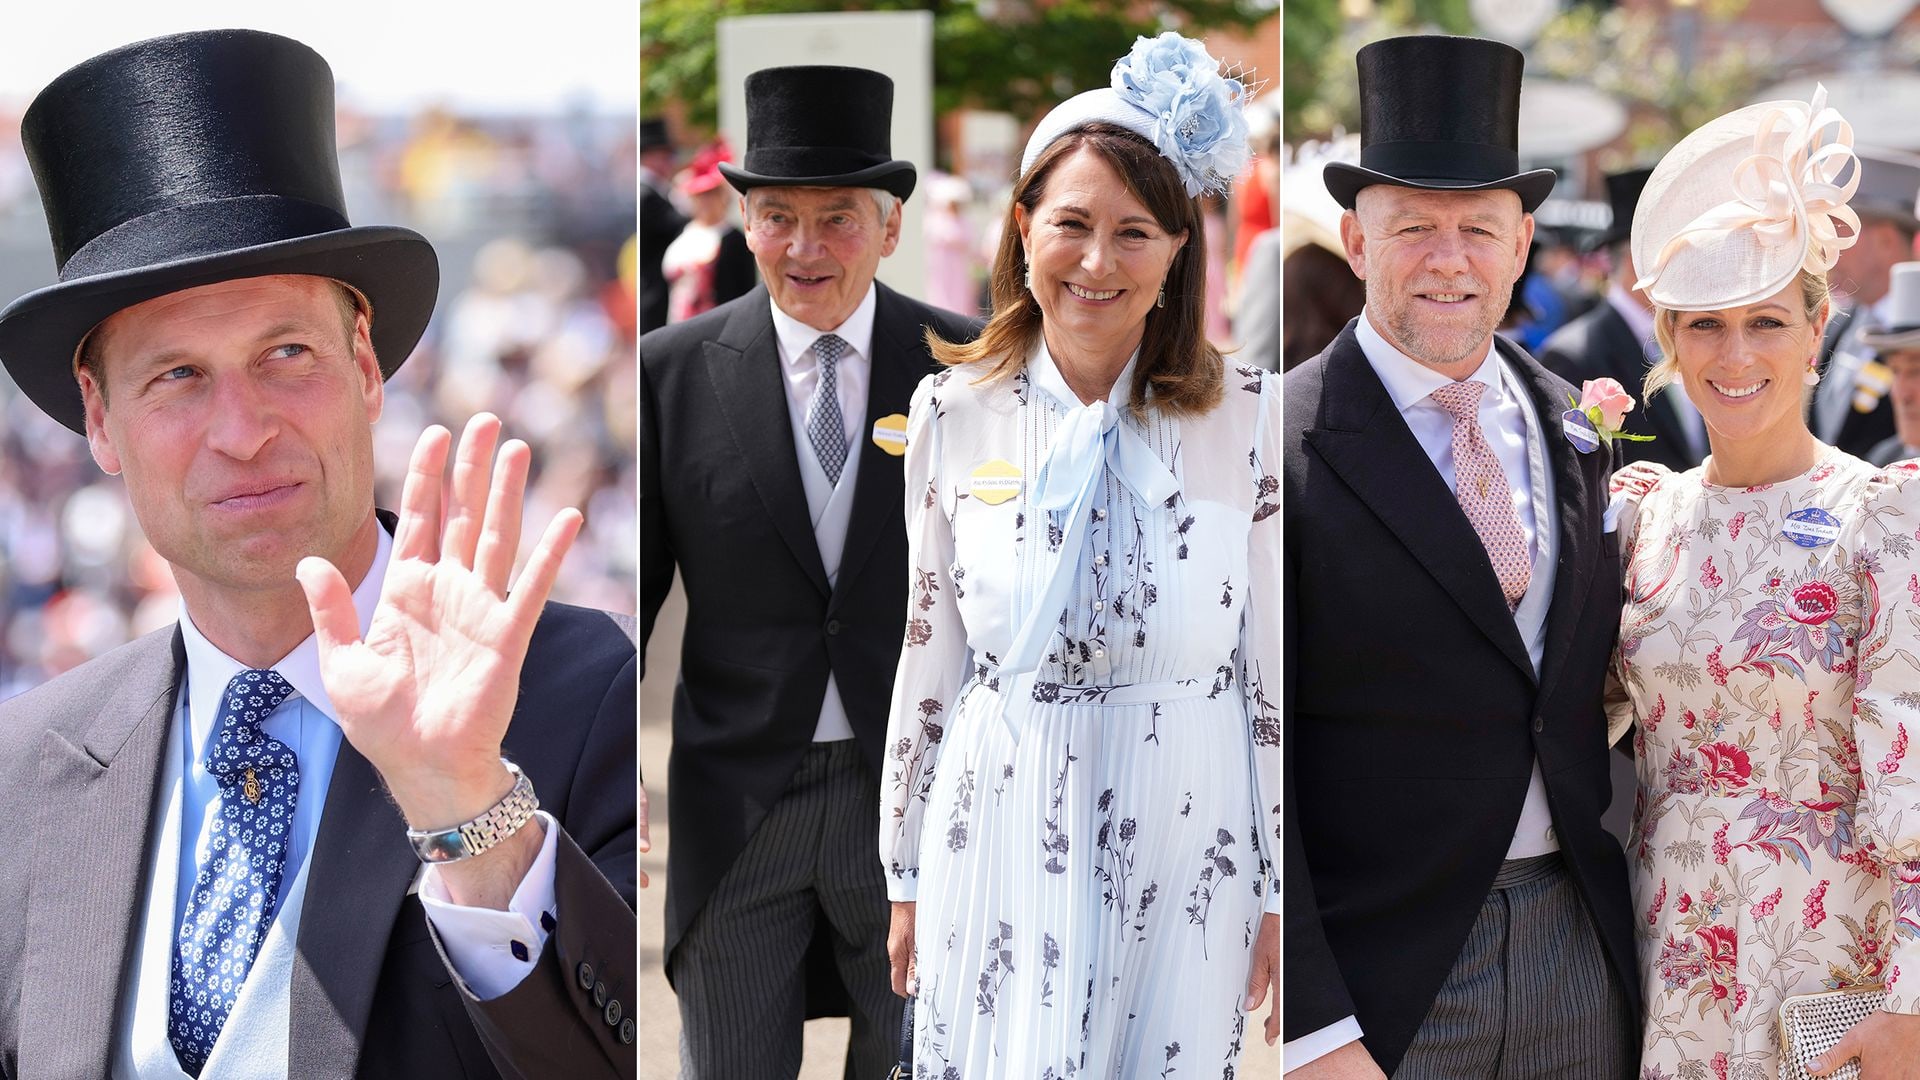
[1109,32,1252,197]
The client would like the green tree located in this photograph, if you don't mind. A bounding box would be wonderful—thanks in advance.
[1282,0,1474,142]
[641,0,1270,137]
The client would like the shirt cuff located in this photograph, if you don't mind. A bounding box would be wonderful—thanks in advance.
[1264,880,1282,917]
[886,870,918,903]
[420,810,559,1000]
[1284,1016,1364,1072]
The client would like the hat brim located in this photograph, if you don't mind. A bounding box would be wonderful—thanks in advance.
[1323,162,1557,214]
[1860,326,1920,351]
[718,160,917,202]
[0,224,438,434]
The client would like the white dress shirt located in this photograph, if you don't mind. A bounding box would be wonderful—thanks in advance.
[771,283,878,742]
[1287,312,1563,1072]
[115,523,561,1076]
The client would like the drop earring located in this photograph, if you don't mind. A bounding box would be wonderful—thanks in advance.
[1804,358,1821,386]
[1156,285,1166,309]
[1025,263,1033,293]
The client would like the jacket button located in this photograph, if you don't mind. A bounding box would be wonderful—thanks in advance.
[1533,717,1544,732]
[825,619,842,636]
[593,980,609,1008]
[577,962,594,991]
[604,998,624,1027]
[619,1017,636,1044]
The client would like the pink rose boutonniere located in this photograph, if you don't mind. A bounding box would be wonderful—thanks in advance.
[1563,377,1655,454]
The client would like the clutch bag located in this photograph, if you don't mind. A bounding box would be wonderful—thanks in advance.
[1776,984,1884,1080]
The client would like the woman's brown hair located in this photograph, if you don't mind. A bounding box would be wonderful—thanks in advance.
[926,122,1223,416]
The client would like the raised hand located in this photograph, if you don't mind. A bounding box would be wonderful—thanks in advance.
[296,413,582,905]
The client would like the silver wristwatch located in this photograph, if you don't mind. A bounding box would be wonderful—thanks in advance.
[406,759,540,864]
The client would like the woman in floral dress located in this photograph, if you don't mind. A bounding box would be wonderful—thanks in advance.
[878,35,1280,1077]
[1609,90,1920,1077]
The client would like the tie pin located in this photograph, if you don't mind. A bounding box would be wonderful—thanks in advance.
[242,768,263,805]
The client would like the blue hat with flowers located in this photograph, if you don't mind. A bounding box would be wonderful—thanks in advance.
[1019,33,1255,198]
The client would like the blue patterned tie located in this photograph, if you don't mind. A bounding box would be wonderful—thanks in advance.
[168,668,299,1075]
[807,334,850,484]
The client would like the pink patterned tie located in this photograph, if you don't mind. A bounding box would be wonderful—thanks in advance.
[1429,380,1531,610]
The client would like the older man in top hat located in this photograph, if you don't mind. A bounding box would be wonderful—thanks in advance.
[1541,167,1708,472]
[0,31,637,1079]
[1284,34,1637,1079]
[1814,147,1920,457]
[640,65,978,1076]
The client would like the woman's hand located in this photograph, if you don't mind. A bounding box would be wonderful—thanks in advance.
[1246,911,1280,1045]
[1807,1009,1920,1079]
[888,901,917,998]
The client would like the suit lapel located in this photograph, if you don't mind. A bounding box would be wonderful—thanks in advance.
[834,283,922,598]
[18,629,182,1077]
[288,741,420,1074]
[1303,327,1534,681]
[1595,307,1691,453]
[700,287,832,597]
[1507,339,1601,705]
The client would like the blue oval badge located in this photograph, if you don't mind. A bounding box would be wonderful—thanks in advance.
[1562,408,1601,454]
[1783,507,1842,548]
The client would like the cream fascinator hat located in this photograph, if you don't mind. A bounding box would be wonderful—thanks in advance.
[1632,87,1861,311]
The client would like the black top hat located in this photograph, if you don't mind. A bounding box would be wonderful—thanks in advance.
[640,118,673,152]
[718,66,916,202]
[1323,35,1556,213]
[0,29,439,434]
[1591,167,1653,251]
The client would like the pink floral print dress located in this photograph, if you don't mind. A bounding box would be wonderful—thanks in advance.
[1609,448,1920,1079]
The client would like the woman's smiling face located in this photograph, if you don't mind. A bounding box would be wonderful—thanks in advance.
[1667,277,1827,447]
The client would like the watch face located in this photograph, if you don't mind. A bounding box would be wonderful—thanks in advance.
[411,829,471,863]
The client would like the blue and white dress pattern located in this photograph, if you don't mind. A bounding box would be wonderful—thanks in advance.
[881,343,1281,1077]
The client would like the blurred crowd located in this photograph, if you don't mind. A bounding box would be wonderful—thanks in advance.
[0,106,639,698]
[640,98,1283,369]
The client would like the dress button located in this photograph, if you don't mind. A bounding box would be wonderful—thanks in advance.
[1094,648,1106,659]
[619,1017,636,1045]
[1092,509,1106,521]
[825,619,842,636]
[577,962,594,991]
[1092,600,1104,613]
[1094,554,1107,567]
[604,998,623,1027]
[593,980,609,1008]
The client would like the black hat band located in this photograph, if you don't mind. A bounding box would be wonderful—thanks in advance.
[59,195,350,281]
[1363,140,1522,184]
[742,146,895,180]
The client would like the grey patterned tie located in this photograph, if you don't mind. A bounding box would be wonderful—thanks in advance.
[807,334,850,484]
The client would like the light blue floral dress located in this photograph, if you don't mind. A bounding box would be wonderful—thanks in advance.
[880,342,1281,1077]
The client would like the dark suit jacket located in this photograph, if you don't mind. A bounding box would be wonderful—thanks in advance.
[1818,304,1898,458]
[639,282,979,999]
[1539,301,1702,472]
[1283,323,1638,1073]
[640,180,689,335]
[0,600,638,1080]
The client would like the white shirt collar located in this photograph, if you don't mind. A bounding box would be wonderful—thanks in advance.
[770,281,878,368]
[1028,335,1140,412]
[1356,307,1505,415]
[178,521,392,751]
[1606,283,1657,349]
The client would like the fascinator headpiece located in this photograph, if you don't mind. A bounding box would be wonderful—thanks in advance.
[1019,33,1257,198]
[1631,87,1861,311]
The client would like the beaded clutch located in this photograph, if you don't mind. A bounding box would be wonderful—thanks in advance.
[1777,985,1885,1080]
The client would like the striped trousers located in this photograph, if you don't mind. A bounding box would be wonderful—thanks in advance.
[674,740,901,1079]
[1395,854,1636,1080]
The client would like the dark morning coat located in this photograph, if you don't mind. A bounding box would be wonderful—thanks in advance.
[0,596,638,1079]
[1539,300,1702,472]
[639,281,979,1003]
[1282,321,1639,1073]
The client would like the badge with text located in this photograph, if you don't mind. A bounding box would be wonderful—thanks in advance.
[872,413,908,456]
[1561,407,1601,454]
[970,459,1022,505]
[1782,507,1842,548]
